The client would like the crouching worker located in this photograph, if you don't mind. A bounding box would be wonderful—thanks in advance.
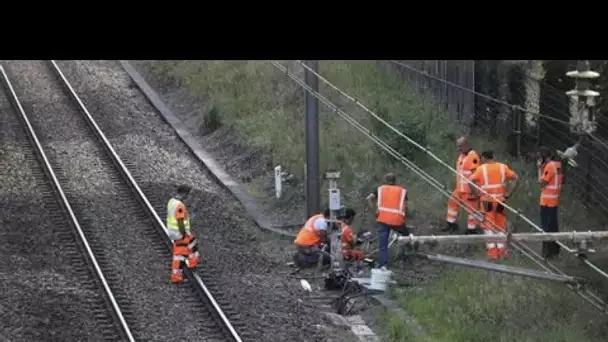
[293,208,331,268]
[167,185,201,284]
[338,208,365,262]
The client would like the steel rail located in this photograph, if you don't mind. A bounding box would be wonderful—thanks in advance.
[0,64,136,342]
[49,60,243,342]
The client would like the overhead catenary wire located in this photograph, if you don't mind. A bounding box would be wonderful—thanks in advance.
[296,61,577,250]
[391,60,608,216]
[507,62,608,154]
[298,60,608,280]
[387,60,608,173]
[270,61,608,314]
[394,59,608,162]
[291,60,608,311]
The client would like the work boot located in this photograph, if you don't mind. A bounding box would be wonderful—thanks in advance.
[171,272,184,284]
[487,248,500,262]
[441,222,459,233]
[187,252,200,269]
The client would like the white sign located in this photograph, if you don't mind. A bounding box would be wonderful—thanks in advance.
[328,188,341,210]
[274,165,282,199]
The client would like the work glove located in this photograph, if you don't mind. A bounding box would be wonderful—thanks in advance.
[536,158,544,168]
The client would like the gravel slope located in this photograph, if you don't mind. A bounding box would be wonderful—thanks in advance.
[4,60,222,342]
[54,60,351,342]
[0,78,112,341]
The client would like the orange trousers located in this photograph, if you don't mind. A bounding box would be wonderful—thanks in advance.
[342,249,365,261]
[171,234,200,283]
[480,202,508,261]
[446,190,480,230]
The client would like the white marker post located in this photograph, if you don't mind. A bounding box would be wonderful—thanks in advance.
[275,165,282,199]
[326,171,343,271]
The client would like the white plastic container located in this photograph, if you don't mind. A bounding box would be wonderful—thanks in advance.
[369,268,393,291]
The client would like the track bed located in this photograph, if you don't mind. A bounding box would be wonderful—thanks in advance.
[3,60,234,341]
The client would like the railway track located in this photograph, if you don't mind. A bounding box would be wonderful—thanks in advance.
[0,70,128,342]
[0,61,244,342]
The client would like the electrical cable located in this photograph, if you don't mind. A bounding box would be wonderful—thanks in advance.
[298,60,608,281]
[292,60,608,311]
[388,60,572,125]
[390,60,608,173]
[297,61,583,253]
[507,62,608,153]
[271,61,608,314]
[392,61,608,215]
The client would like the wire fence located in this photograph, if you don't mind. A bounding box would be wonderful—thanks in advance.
[389,60,608,225]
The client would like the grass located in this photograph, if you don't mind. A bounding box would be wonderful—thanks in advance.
[393,256,608,342]
[147,60,608,341]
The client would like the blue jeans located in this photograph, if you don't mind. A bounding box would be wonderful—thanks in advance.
[377,222,409,268]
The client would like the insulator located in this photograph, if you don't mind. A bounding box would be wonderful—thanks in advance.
[577,60,591,72]
[577,78,590,91]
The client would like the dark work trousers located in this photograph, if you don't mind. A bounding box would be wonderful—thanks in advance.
[377,222,410,268]
[540,205,560,258]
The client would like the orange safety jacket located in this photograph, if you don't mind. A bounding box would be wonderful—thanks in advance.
[540,161,563,207]
[469,162,516,203]
[456,149,480,194]
[294,214,326,247]
[340,223,355,250]
[376,185,407,226]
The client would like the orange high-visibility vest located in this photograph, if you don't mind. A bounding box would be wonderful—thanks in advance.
[294,214,326,247]
[456,149,480,193]
[340,223,354,250]
[540,161,563,207]
[473,163,514,202]
[376,185,407,226]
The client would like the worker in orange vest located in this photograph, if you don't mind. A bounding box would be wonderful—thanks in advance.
[293,208,331,268]
[537,146,564,259]
[366,173,408,269]
[338,208,365,262]
[444,137,482,235]
[468,150,519,261]
[166,185,200,284]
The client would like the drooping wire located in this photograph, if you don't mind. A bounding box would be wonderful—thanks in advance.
[270,61,608,314]
[296,61,587,253]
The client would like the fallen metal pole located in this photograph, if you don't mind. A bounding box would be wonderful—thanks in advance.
[417,253,585,284]
[398,231,608,246]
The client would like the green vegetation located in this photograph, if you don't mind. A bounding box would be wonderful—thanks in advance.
[148,60,608,341]
[394,257,606,342]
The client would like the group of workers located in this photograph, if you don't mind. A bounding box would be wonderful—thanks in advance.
[293,136,564,269]
[163,135,564,283]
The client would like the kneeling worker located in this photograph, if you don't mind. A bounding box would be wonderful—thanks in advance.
[293,208,330,267]
[167,185,201,284]
[338,208,365,262]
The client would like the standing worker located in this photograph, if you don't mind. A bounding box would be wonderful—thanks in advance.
[444,137,482,234]
[366,173,408,269]
[167,185,201,284]
[537,146,564,259]
[468,151,519,261]
[293,209,331,268]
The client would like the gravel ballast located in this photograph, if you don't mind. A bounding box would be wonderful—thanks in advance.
[54,60,354,342]
[0,86,112,341]
[4,60,224,341]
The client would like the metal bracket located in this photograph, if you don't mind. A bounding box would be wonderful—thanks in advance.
[574,237,596,261]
